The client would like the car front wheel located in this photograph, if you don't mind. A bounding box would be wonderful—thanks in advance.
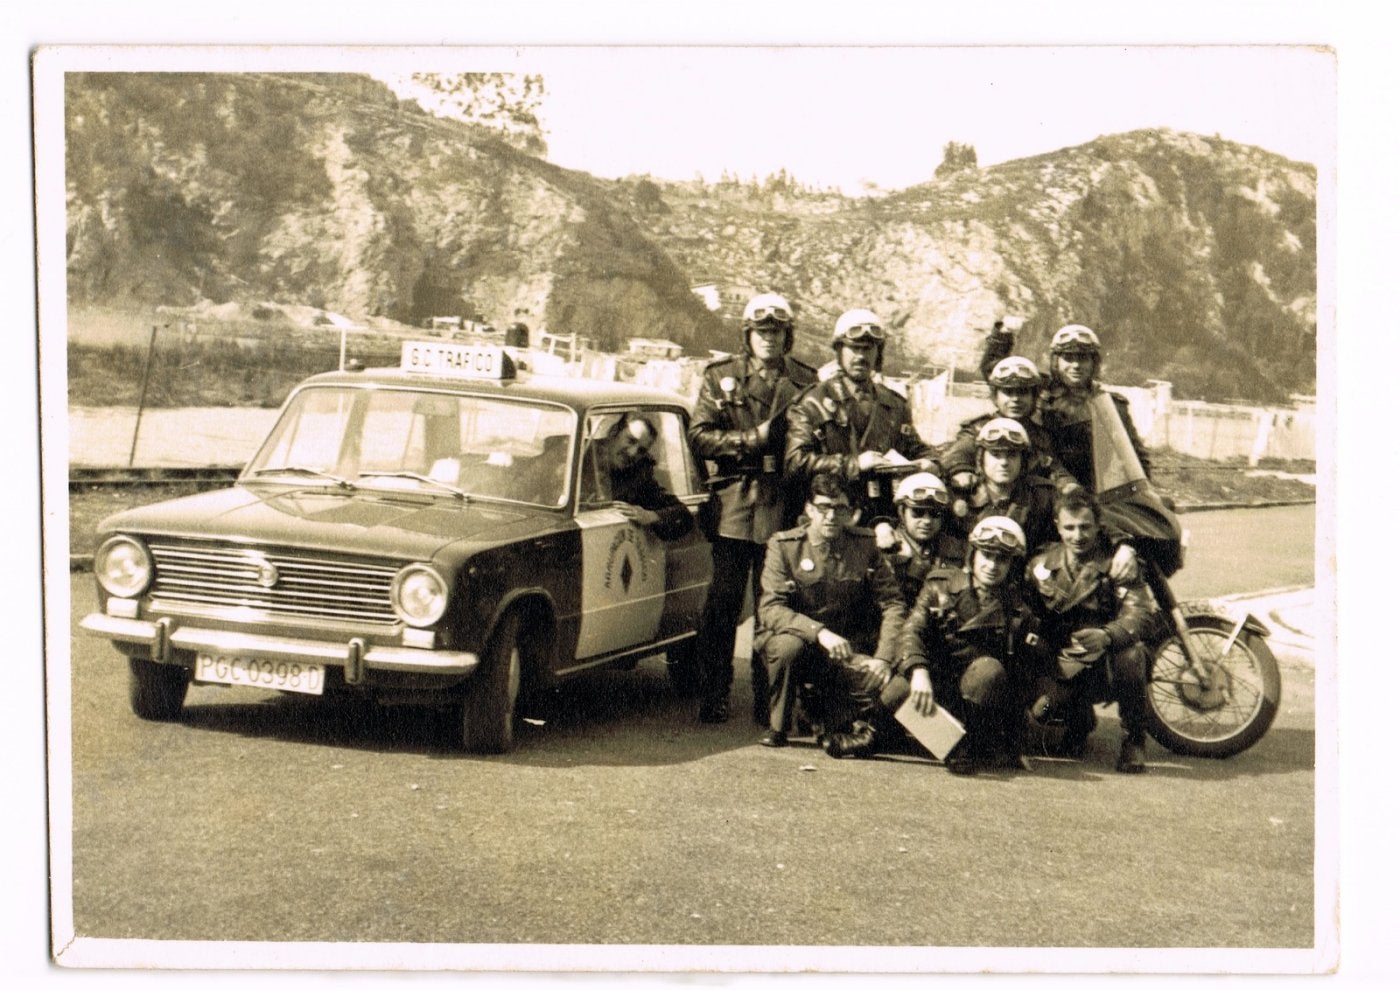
[128,656,189,721]
[459,611,524,754]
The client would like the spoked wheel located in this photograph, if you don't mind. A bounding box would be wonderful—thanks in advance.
[459,611,525,754]
[1145,612,1282,758]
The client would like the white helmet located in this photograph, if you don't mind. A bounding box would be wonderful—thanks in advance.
[894,472,950,508]
[832,308,886,347]
[968,515,1027,556]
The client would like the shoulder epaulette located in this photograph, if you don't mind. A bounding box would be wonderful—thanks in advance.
[773,526,808,542]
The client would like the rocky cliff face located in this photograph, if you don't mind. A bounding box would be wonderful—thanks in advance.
[65,73,1316,402]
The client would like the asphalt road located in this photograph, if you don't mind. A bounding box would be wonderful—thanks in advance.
[56,506,1319,966]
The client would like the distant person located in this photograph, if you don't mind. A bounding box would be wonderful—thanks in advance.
[785,307,939,548]
[1025,488,1157,774]
[580,411,693,540]
[753,472,905,756]
[888,515,1040,774]
[884,471,964,608]
[687,293,817,724]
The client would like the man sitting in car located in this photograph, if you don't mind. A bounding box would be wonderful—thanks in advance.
[580,411,693,540]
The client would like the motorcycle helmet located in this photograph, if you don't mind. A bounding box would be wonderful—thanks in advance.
[967,515,1027,557]
[894,472,950,509]
[741,292,795,355]
[987,355,1042,393]
[975,417,1032,452]
[832,307,886,369]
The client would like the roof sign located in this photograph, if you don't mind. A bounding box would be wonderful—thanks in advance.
[401,341,516,380]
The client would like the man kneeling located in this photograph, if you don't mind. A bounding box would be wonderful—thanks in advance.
[753,472,906,756]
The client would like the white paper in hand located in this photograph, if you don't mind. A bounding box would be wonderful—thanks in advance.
[894,698,966,761]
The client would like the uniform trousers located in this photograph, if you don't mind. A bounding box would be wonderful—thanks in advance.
[696,536,768,712]
[1033,642,1150,741]
[760,632,881,735]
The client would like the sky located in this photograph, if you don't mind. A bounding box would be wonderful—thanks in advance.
[380,46,1334,195]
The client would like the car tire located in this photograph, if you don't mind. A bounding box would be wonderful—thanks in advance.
[460,611,524,754]
[128,656,189,721]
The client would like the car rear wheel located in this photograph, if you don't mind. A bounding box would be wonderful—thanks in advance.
[460,611,524,754]
[128,656,189,721]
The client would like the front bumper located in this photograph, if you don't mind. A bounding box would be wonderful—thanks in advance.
[79,613,480,681]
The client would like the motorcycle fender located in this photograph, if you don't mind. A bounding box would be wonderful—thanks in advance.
[1239,612,1271,638]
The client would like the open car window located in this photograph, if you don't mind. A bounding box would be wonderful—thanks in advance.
[577,408,701,509]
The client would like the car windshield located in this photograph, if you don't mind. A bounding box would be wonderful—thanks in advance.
[244,386,577,508]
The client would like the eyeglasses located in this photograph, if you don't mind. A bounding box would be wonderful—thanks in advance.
[905,506,943,519]
[746,304,793,325]
[809,500,852,517]
[835,322,886,343]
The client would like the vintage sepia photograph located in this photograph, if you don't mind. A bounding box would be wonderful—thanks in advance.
[32,27,1342,980]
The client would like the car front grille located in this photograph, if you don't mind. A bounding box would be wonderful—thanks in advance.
[148,540,400,626]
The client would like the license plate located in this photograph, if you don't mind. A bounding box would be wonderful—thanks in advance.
[194,654,325,695]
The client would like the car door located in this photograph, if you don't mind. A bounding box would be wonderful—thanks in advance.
[571,406,712,660]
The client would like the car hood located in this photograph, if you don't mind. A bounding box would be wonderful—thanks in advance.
[96,484,562,565]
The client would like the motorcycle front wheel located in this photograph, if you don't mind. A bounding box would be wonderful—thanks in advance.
[1145,610,1282,758]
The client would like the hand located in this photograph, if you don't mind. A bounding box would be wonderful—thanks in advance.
[754,420,771,445]
[857,450,891,473]
[909,667,936,716]
[852,655,893,692]
[612,502,659,528]
[816,627,854,662]
[914,458,938,473]
[1071,628,1111,654]
[950,470,976,492]
[1110,543,1140,583]
[874,521,897,550]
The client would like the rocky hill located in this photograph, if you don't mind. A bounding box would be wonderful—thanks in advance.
[65,73,1316,402]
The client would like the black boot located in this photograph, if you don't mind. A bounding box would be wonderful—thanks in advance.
[1059,704,1098,759]
[821,720,877,759]
[1116,729,1148,774]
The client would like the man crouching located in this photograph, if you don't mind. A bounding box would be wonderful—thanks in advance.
[1027,488,1157,774]
[753,471,906,755]
[887,515,1040,775]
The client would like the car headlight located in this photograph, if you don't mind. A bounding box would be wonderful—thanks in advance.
[95,536,153,598]
[391,564,449,627]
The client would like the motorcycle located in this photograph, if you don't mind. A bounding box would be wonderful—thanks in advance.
[1087,391,1282,759]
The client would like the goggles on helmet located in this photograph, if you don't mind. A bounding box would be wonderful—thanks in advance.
[988,356,1041,389]
[743,294,794,326]
[969,516,1027,554]
[1050,324,1101,353]
[834,322,885,344]
[894,472,950,507]
[976,418,1031,449]
[746,304,793,326]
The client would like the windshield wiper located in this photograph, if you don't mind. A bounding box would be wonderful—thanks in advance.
[246,466,356,490]
[357,471,472,500]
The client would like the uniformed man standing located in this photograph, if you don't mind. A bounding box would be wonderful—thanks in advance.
[958,418,1061,557]
[753,472,906,753]
[687,293,817,724]
[1025,488,1157,774]
[785,308,939,547]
